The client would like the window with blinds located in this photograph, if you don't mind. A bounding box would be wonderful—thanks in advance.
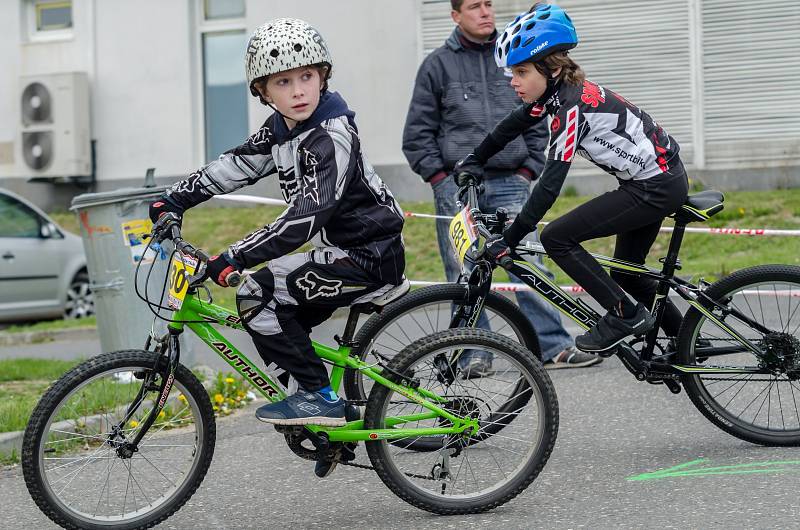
[702,0,800,168]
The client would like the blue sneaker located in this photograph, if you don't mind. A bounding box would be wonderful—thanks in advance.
[255,388,346,427]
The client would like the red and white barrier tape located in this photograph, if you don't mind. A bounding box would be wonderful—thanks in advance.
[219,193,800,297]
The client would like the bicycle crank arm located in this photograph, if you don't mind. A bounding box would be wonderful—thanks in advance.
[614,342,648,381]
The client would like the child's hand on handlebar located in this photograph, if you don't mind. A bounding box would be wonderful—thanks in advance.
[149,199,184,225]
[453,153,485,186]
[205,253,241,287]
[484,234,512,266]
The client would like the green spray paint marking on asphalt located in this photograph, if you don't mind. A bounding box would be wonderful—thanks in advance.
[627,458,800,482]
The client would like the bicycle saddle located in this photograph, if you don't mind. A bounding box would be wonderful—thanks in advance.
[675,190,725,223]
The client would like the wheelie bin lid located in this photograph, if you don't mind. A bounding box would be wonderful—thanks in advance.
[70,186,169,211]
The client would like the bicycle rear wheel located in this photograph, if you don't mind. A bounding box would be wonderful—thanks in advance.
[677,265,800,446]
[22,350,216,529]
[364,329,558,514]
[344,283,539,402]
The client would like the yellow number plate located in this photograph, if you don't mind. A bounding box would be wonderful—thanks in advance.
[448,206,478,265]
[167,253,198,310]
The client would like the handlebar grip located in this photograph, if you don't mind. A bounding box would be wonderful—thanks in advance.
[226,271,243,288]
[195,249,210,262]
[498,255,514,269]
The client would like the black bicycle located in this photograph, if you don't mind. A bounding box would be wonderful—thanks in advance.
[345,177,800,447]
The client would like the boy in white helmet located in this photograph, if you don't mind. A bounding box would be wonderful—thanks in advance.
[150,19,406,429]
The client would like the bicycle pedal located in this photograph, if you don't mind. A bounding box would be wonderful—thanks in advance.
[273,425,304,435]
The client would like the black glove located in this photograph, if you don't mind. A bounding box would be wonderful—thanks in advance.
[453,153,485,186]
[484,234,511,264]
[503,220,533,251]
[204,253,240,288]
[149,198,184,224]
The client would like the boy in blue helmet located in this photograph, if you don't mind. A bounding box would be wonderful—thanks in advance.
[456,3,689,352]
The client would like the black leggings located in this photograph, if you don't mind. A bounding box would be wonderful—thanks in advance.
[540,164,689,336]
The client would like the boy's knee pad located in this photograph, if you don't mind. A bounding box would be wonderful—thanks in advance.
[235,272,275,328]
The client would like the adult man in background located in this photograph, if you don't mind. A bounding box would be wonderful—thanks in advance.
[402,0,601,370]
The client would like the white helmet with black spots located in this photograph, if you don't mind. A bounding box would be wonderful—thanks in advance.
[245,18,332,98]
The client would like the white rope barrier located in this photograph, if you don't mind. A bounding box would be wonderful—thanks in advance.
[218,193,800,297]
[216,194,800,237]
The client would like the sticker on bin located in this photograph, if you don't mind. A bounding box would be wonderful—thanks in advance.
[449,205,478,264]
[168,252,198,310]
[122,218,166,265]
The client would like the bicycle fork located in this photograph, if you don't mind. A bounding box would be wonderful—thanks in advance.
[111,328,183,458]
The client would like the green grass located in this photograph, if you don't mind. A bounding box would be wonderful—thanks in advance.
[2,316,97,335]
[0,358,81,382]
[0,358,82,435]
[41,188,800,311]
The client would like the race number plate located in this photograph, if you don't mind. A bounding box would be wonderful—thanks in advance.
[449,205,478,265]
[167,252,198,310]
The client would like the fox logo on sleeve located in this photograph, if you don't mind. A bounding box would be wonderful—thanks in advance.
[296,271,342,300]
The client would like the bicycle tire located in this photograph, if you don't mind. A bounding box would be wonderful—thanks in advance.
[364,328,558,514]
[22,350,216,530]
[677,264,800,446]
[343,283,540,402]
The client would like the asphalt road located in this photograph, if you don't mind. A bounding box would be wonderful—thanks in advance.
[3,356,800,529]
[3,290,799,528]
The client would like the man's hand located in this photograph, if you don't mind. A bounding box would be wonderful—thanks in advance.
[484,234,511,264]
[453,153,485,186]
[205,253,239,287]
[149,198,184,224]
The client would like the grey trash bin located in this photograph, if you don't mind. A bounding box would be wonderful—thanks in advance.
[71,185,175,355]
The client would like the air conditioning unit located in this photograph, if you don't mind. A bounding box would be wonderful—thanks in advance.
[17,72,91,178]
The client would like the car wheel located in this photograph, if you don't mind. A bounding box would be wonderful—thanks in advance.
[64,271,93,319]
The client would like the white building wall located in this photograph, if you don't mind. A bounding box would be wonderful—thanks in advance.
[92,0,196,181]
[0,0,798,207]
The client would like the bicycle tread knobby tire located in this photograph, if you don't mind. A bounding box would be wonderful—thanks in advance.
[363,328,558,515]
[677,264,800,446]
[22,350,217,530]
[343,283,540,401]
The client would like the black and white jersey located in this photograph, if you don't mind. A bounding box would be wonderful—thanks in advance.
[473,79,683,243]
[164,94,406,285]
[541,79,679,179]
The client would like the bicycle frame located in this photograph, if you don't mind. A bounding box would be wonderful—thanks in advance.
[501,242,769,378]
[162,292,480,443]
[456,237,769,381]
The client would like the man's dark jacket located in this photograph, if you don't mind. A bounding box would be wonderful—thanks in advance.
[402,27,549,182]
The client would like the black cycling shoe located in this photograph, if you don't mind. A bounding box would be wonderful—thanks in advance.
[576,303,656,353]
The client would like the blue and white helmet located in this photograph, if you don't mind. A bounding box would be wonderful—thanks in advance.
[495,4,578,68]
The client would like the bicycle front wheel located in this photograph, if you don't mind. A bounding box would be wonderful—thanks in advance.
[364,329,558,514]
[677,265,800,446]
[22,350,216,529]
[344,283,539,402]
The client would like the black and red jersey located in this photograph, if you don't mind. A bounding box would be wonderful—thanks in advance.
[473,78,683,244]
[542,79,679,178]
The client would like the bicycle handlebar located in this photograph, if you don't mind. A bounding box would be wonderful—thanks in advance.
[457,175,514,270]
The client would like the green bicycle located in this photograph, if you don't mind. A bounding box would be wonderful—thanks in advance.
[22,216,558,528]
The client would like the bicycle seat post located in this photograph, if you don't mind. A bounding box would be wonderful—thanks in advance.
[335,305,367,348]
[660,221,686,280]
